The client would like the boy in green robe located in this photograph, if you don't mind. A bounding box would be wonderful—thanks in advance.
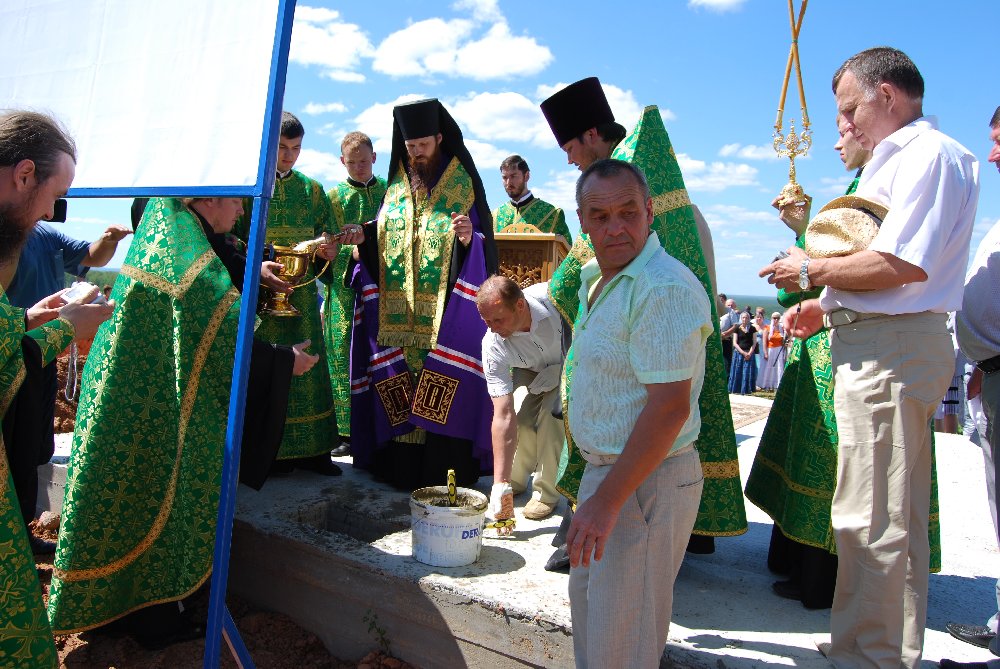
[324,132,387,456]
[234,112,340,474]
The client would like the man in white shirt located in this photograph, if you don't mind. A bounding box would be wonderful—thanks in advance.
[761,47,979,669]
[479,276,565,521]
[718,295,739,372]
[942,106,1000,669]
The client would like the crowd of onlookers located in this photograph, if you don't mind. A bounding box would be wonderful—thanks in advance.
[718,296,788,395]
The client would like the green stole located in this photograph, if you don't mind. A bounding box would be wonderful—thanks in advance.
[48,198,243,633]
[325,177,387,436]
[493,198,573,244]
[235,170,336,458]
[744,174,942,568]
[377,157,475,365]
[0,293,70,667]
[553,106,748,537]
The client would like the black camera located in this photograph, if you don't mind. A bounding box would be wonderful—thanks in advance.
[47,198,68,223]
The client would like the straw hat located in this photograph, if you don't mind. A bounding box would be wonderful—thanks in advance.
[804,195,889,258]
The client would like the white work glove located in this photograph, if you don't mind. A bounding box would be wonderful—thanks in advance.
[489,482,514,519]
[527,364,561,395]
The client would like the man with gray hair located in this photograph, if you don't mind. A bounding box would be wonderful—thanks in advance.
[761,48,979,668]
[478,275,566,521]
[566,158,709,667]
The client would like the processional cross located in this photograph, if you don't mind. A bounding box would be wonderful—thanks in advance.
[773,0,811,212]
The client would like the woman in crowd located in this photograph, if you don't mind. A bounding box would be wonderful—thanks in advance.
[728,311,758,395]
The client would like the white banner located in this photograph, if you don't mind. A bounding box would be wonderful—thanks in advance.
[0,0,280,191]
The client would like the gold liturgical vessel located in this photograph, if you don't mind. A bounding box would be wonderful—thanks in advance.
[263,235,330,317]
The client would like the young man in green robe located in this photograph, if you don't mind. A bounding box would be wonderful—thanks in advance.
[539,78,746,567]
[234,112,341,475]
[324,131,387,457]
[0,109,113,667]
[493,154,572,244]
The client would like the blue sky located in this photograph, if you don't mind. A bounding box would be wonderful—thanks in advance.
[62,0,999,296]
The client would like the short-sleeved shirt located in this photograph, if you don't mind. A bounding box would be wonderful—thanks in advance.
[957,219,1000,362]
[482,281,563,397]
[569,233,712,459]
[820,117,979,315]
[6,223,90,308]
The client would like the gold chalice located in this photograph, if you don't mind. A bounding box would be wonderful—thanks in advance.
[262,236,331,317]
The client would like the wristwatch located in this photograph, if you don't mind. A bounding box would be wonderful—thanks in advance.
[798,258,811,290]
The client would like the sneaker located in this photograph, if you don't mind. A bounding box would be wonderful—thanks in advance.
[523,499,556,520]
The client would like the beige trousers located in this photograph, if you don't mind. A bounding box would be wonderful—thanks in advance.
[568,446,703,669]
[827,312,953,669]
[510,383,564,504]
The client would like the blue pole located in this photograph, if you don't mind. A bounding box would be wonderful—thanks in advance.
[203,0,297,666]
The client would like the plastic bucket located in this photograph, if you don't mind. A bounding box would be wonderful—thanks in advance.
[410,485,488,567]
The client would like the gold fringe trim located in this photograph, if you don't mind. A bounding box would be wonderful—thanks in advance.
[752,452,834,500]
[51,566,213,636]
[54,287,240,583]
[120,251,215,299]
[652,189,691,216]
[699,459,741,480]
[285,405,334,425]
[396,429,426,444]
[377,331,433,350]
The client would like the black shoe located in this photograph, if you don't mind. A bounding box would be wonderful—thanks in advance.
[133,618,205,650]
[29,535,56,555]
[544,544,570,572]
[686,534,715,554]
[946,622,996,649]
[771,580,801,601]
[331,442,352,457]
[299,454,342,476]
[939,660,989,669]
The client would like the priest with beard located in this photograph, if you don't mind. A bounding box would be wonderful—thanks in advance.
[342,98,498,490]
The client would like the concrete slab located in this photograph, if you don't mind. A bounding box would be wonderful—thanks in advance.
[41,402,1000,668]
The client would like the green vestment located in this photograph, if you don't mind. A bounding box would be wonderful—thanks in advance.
[324,177,387,436]
[48,198,246,633]
[376,157,475,365]
[235,170,337,459]
[744,178,942,569]
[0,293,71,667]
[493,197,572,244]
[552,106,747,537]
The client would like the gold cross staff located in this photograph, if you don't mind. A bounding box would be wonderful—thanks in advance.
[773,0,811,207]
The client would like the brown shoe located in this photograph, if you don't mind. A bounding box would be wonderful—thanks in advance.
[523,499,556,520]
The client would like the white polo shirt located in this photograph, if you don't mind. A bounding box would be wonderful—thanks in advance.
[482,281,563,397]
[820,116,980,315]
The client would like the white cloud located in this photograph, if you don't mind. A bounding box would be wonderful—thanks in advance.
[294,148,346,186]
[732,253,753,259]
[531,169,581,230]
[373,18,552,81]
[676,153,759,192]
[449,91,552,147]
[302,102,348,116]
[352,94,429,154]
[688,0,747,12]
[701,204,775,226]
[814,175,854,196]
[465,139,511,172]
[718,143,781,161]
[452,0,502,23]
[290,6,374,83]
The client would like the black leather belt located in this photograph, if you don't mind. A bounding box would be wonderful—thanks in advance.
[978,354,1000,375]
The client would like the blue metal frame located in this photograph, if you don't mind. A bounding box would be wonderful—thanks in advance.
[200,1,298,667]
[68,185,261,198]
